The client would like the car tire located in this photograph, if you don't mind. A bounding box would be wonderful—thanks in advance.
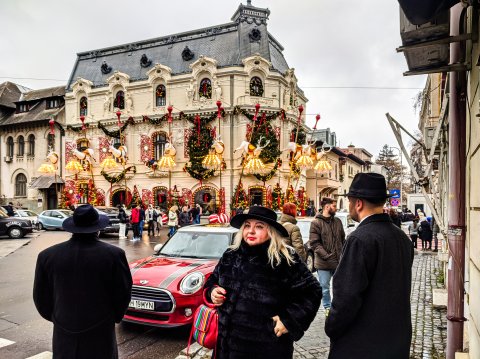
[306,252,315,273]
[8,227,24,239]
[38,222,45,230]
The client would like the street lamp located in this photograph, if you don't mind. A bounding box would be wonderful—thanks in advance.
[388,146,403,209]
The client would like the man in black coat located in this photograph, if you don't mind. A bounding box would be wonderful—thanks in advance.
[325,173,414,359]
[33,204,132,359]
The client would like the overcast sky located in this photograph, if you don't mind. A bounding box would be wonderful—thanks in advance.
[0,0,426,158]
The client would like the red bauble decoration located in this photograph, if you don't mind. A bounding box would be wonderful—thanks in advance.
[253,103,261,121]
[115,111,122,127]
[167,105,173,123]
[49,119,55,135]
[314,114,321,130]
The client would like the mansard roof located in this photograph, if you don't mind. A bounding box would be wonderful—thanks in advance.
[67,4,290,90]
[18,86,65,102]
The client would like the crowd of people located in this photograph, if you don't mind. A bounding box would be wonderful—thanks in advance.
[33,172,418,359]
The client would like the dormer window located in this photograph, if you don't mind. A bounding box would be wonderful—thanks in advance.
[79,96,88,116]
[17,103,29,113]
[155,85,166,107]
[114,91,125,109]
[199,79,212,99]
[250,77,264,97]
[46,98,60,109]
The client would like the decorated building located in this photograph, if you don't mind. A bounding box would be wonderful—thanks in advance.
[62,1,312,214]
[0,83,65,210]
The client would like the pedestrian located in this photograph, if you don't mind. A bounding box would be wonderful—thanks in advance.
[33,204,132,359]
[117,204,128,240]
[308,197,345,314]
[204,206,322,359]
[138,203,145,238]
[155,207,162,235]
[179,205,190,227]
[389,208,402,228]
[408,218,419,249]
[195,203,202,224]
[432,218,440,252]
[4,202,15,216]
[145,204,156,236]
[130,203,140,241]
[279,202,307,261]
[325,173,414,359]
[418,217,433,250]
[167,205,178,238]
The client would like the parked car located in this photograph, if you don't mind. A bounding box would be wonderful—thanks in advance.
[123,223,238,327]
[296,213,357,272]
[0,211,33,239]
[37,209,73,230]
[96,206,132,235]
[14,209,39,228]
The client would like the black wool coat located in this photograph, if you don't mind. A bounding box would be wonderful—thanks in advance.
[33,233,133,359]
[325,214,414,359]
[205,240,322,359]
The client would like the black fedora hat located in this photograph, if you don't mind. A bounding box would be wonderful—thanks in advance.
[62,204,110,233]
[339,172,393,200]
[230,206,289,237]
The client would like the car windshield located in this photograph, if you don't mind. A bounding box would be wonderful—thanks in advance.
[159,232,231,259]
[21,210,37,216]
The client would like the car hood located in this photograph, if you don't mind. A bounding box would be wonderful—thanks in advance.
[129,255,217,291]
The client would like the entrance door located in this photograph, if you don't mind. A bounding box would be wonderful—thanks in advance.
[112,190,132,207]
[47,187,57,209]
[249,189,264,206]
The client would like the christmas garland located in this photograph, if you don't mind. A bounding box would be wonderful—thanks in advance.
[98,117,135,138]
[249,118,281,182]
[233,106,285,122]
[180,110,225,125]
[67,124,89,132]
[101,166,137,183]
[143,114,168,125]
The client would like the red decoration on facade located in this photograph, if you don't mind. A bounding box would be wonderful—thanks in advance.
[184,129,194,157]
[98,137,110,162]
[314,114,321,130]
[96,188,106,206]
[142,189,153,205]
[49,119,55,135]
[194,115,201,145]
[266,185,273,208]
[246,123,253,139]
[274,127,281,141]
[220,187,226,215]
[167,105,173,123]
[181,188,193,206]
[216,101,222,119]
[140,134,152,162]
[116,111,122,127]
[297,104,304,124]
[65,141,77,163]
[79,115,86,131]
[253,103,261,121]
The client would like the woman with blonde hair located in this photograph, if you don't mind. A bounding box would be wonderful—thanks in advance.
[167,205,178,238]
[204,206,321,359]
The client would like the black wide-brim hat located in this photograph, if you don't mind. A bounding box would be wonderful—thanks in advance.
[62,204,110,233]
[338,172,393,200]
[230,206,289,237]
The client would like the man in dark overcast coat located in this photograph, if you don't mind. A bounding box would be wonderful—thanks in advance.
[325,173,414,359]
[33,204,132,359]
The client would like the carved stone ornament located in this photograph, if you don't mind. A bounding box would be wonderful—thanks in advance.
[249,28,262,42]
[182,46,195,61]
[146,63,172,85]
[101,61,112,75]
[140,54,152,68]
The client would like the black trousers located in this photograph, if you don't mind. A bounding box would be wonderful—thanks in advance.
[410,234,418,248]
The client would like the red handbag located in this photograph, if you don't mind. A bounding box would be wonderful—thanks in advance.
[187,289,218,353]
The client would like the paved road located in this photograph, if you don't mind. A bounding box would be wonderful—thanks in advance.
[0,229,190,359]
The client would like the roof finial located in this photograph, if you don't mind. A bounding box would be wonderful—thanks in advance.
[247,0,252,5]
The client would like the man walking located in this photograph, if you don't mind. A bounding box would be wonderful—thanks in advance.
[33,204,132,359]
[309,197,345,314]
[325,173,414,359]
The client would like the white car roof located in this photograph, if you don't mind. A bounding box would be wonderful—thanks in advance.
[177,223,238,234]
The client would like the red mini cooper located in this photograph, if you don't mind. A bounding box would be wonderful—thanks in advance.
[124,224,238,327]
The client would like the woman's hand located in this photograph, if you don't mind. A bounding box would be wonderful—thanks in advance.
[272,315,289,337]
[211,287,227,306]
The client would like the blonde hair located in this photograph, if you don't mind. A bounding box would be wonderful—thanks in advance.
[230,222,295,267]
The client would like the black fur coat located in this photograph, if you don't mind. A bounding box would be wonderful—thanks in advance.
[205,240,321,359]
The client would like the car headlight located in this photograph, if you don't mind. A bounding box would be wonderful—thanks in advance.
[180,272,205,295]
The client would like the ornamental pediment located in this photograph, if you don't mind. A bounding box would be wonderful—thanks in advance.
[107,71,130,91]
[242,54,271,76]
[146,63,173,84]
[189,56,218,78]
[70,78,94,96]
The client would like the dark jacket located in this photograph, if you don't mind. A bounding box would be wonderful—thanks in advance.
[418,220,433,241]
[308,214,345,270]
[33,233,133,359]
[117,208,128,224]
[205,240,321,359]
[179,211,190,227]
[279,214,307,261]
[325,214,414,359]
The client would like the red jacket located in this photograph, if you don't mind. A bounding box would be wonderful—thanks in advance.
[130,207,140,223]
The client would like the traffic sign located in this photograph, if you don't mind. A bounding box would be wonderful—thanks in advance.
[390,189,401,199]
[390,198,399,207]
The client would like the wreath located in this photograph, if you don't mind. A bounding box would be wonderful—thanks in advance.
[184,126,215,180]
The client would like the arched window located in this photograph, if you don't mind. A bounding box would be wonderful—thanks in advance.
[17,136,25,156]
[79,96,88,116]
[114,91,125,109]
[47,133,55,151]
[15,173,27,197]
[250,76,264,97]
[155,85,166,107]
[198,78,212,99]
[152,132,167,161]
[28,134,35,156]
[7,136,14,157]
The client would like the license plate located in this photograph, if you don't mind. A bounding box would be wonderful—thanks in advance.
[129,299,155,310]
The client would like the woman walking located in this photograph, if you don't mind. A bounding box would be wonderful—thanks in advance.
[279,202,307,261]
[408,219,419,249]
[204,206,321,359]
[167,205,178,238]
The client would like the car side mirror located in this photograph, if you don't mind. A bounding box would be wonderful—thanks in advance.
[154,243,163,253]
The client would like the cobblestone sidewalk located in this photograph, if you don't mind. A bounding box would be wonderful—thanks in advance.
[178,251,447,359]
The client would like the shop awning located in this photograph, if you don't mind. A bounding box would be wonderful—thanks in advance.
[30,175,64,189]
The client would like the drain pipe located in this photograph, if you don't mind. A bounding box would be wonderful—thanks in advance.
[446,3,467,358]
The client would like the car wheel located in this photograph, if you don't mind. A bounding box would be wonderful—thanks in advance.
[8,227,24,239]
[306,252,315,273]
[38,222,44,230]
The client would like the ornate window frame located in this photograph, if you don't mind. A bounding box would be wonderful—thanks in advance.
[151,131,167,161]
[17,135,25,157]
[14,172,27,197]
